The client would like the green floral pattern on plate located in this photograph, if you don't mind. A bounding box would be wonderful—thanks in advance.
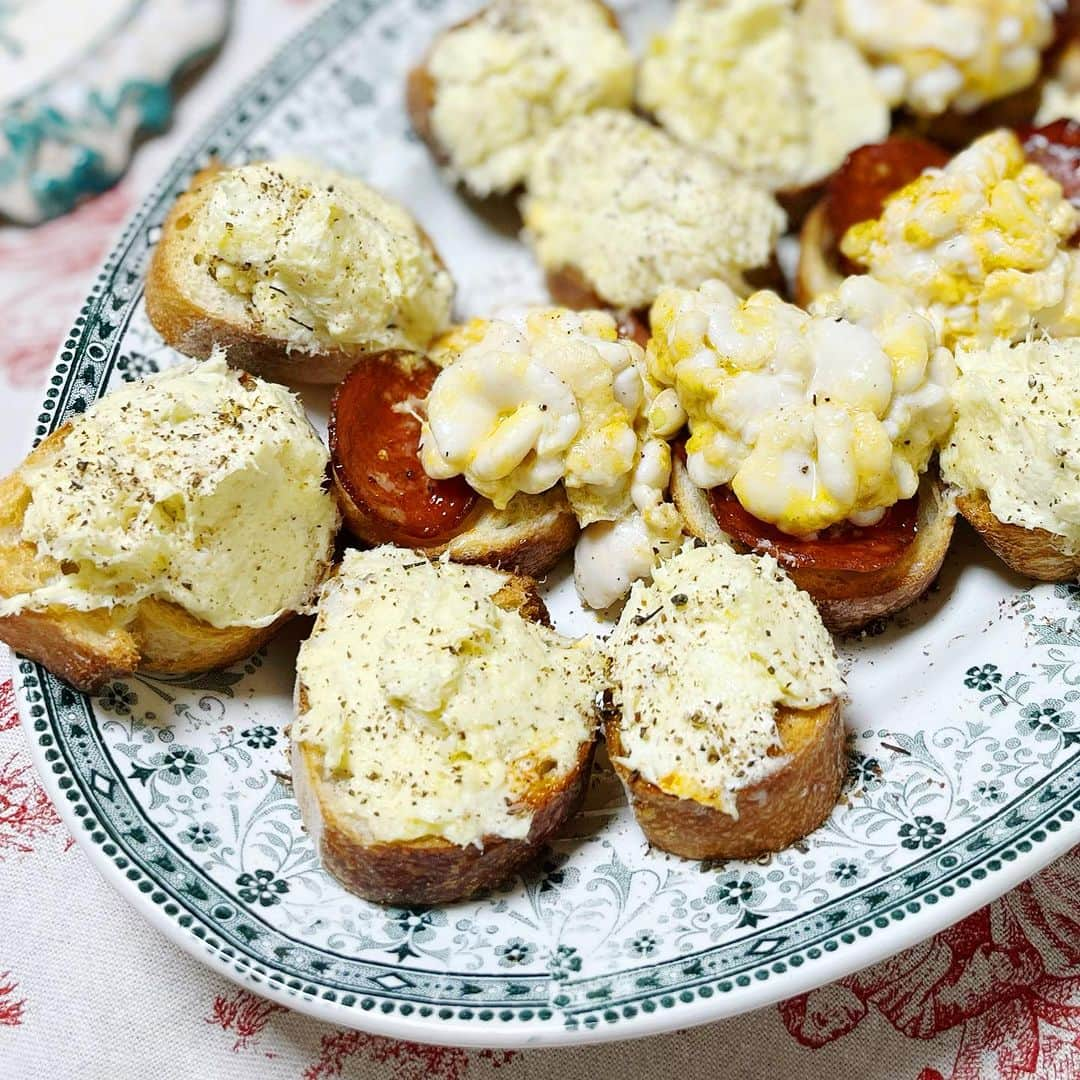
[17,0,1080,1048]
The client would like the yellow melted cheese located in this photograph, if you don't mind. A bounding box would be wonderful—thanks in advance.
[638,0,889,191]
[426,0,634,197]
[648,276,955,536]
[192,160,453,356]
[607,542,841,815]
[1,354,339,628]
[521,110,786,310]
[294,547,600,847]
[941,336,1080,551]
[835,0,1056,115]
[420,308,684,608]
[842,130,1080,348]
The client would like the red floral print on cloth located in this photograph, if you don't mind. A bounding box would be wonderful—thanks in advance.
[303,1031,516,1080]
[0,680,16,733]
[0,971,25,1027]
[0,185,131,388]
[206,988,288,1051]
[0,751,62,858]
[779,852,1080,1079]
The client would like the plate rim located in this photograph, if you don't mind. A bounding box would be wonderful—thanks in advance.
[15,0,1080,1049]
[21,670,1080,1047]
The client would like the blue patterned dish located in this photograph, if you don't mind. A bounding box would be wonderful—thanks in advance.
[0,0,227,223]
[17,0,1080,1048]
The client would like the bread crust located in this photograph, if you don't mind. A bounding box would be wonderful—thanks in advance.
[0,427,328,693]
[956,489,1080,581]
[795,200,846,307]
[672,457,955,633]
[606,698,844,860]
[327,349,580,577]
[291,575,597,905]
[145,165,451,386]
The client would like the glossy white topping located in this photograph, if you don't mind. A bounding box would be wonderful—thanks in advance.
[648,276,955,536]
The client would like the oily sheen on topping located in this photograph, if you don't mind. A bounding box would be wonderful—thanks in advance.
[293,548,599,848]
[418,309,683,609]
[833,0,1056,116]
[841,130,1080,347]
[330,354,478,546]
[606,542,842,815]
[825,136,951,248]
[0,354,339,629]
[648,276,955,538]
[637,0,889,192]
[706,481,919,572]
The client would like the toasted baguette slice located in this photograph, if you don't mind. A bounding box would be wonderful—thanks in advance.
[606,699,843,860]
[328,349,579,578]
[334,476,579,579]
[0,429,300,692]
[956,490,1080,581]
[795,201,845,307]
[672,458,955,633]
[146,164,451,385]
[292,561,597,905]
[603,541,845,859]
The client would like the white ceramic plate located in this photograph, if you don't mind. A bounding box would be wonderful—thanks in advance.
[18,0,1080,1049]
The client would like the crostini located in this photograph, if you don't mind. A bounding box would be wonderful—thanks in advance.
[329,349,579,579]
[146,160,454,384]
[941,336,1080,581]
[825,0,1058,144]
[407,0,634,199]
[332,308,684,609]
[798,122,1080,309]
[291,546,601,905]
[649,275,956,632]
[837,129,1080,348]
[795,135,951,306]
[637,0,890,211]
[0,355,339,692]
[605,541,845,860]
[521,110,785,320]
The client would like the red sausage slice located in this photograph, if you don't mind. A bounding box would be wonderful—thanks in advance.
[825,136,951,244]
[330,355,479,547]
[707,486,919,573]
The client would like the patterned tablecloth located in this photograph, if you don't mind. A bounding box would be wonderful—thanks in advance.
[2,3,1080,1077]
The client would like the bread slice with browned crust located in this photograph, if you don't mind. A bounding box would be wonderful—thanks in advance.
[956,490,1080,581]
[671,457,955,633]
[0,429,302,692]
[291,571,597,905]
[146,165,451,385]
[606,699,843,860]
[795,200,846,307]
[333,474,579,580]
[406,1,624,195]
